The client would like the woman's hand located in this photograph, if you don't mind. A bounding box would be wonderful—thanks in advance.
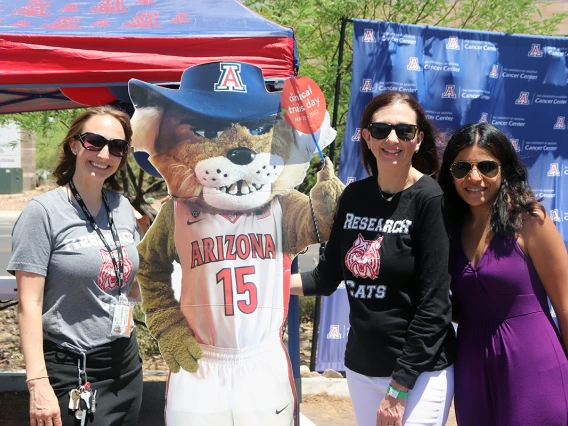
[377,380,408,426]
[377,395,406,426]
[28,378,62,426]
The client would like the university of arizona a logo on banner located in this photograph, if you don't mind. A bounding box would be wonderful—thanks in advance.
[362,29,376,42]
[489,64,499,79]
[214,63,247,92]
[515,92,530,105]
[360,79,373,92]
[550,209,562,222]
[479,113,488,123]
[351,128,361,141]
[442,85,457,98]
[528,44,543,57]
[327,325,342,339]
[407,57,420,71]
[554,116,566,130]
[446,37,460,50]
[510,139,520,152]
[548,163,561,177]
[346,177,356,185]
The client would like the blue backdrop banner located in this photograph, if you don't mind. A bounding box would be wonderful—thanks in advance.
[316,19,568,372]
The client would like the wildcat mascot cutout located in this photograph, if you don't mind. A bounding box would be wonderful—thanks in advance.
[128,62,344,426]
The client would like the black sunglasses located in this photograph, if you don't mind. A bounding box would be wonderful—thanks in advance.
[368,123,418,141]
[450,160,501,179]
[75,132,129,158]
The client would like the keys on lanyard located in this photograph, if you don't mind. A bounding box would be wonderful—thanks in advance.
[70,383,98,425]
[69,352,98,425]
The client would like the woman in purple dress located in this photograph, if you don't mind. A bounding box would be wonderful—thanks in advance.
[438,122,568,425]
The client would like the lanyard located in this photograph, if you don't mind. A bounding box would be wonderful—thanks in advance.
[69,180,125,296]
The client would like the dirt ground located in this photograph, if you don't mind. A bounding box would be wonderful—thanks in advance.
[0,184,56,211]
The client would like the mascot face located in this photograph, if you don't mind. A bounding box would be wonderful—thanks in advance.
[136,104,298,212]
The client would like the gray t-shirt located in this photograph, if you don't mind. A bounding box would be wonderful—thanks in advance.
[8,187,140,350]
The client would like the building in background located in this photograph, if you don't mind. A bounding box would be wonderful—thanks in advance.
[0,122,35,193]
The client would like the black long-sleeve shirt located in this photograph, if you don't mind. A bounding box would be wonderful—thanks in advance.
[302,175,455,388]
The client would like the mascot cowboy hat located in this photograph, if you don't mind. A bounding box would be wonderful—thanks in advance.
[129,62,281,122]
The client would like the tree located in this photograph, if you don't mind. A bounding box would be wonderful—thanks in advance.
[245,0,567,191]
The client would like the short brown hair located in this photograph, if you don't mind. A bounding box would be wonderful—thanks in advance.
[52,106,132,191]
[359,92,440,177]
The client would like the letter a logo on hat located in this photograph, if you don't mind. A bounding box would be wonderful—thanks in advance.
[214,63,247,93]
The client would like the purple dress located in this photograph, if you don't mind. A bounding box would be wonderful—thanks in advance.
[452,234,568,426]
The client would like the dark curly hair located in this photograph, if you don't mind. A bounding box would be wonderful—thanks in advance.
[359,91,440,177]
[438,122,543,234]
[52,106,132,191]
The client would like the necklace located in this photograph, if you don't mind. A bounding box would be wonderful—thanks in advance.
[377,175,411,202]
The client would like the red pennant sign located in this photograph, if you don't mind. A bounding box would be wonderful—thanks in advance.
[281,76,326,134]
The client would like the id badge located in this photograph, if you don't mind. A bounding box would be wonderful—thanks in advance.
[109,296,133,338]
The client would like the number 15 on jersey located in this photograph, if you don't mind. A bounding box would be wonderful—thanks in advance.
[216,266,258,316]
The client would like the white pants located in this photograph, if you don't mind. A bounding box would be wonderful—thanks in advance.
[346,365,454,426]
[165,339,296,426]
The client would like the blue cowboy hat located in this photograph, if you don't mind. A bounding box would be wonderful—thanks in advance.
[129,61,282,121]
[129,61,283,176]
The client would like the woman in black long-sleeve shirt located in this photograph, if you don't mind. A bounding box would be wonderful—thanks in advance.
[291,92,455,426]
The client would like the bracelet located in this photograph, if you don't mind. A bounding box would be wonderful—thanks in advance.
[26,376,49,383]
[386,384,408,400]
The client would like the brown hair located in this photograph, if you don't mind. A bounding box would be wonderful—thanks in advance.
[359,92,440,177]
[52,106,132,191]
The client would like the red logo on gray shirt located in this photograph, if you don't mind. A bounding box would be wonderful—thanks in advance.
[97,247,133,292]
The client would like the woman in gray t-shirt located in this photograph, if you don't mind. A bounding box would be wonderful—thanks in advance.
[8,106,142,426]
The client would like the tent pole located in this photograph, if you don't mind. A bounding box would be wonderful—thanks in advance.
[328,16,350,163]
[310,16,351,373]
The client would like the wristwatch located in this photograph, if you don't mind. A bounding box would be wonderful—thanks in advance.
[386,384,408,400]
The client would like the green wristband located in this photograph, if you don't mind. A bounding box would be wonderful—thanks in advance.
[386,384,408,399]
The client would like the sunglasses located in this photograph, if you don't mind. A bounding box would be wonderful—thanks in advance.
[367,123,418,141]
[75,132,129,158]
[450,160,501,179]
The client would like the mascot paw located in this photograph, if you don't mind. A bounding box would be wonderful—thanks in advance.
[158,323,203,373]
[309,156,345,241]
[316,157,336,183]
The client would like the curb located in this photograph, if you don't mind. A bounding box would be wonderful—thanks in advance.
[301,377,349,397]
[0,370,27,392]
[0,211,21,220]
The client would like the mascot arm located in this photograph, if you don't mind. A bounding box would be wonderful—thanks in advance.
[137,199,203,373]
[281,157,344,256]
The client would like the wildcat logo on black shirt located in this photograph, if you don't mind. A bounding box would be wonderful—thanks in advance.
[345,233,383,279]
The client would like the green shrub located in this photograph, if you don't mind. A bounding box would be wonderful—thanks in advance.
[133,303,161,358]
[299,296,316,323]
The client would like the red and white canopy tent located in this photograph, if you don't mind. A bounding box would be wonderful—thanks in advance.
[0,0,297,298]
[0,0,297,113]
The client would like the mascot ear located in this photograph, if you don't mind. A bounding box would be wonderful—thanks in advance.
[131,107,163,155]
